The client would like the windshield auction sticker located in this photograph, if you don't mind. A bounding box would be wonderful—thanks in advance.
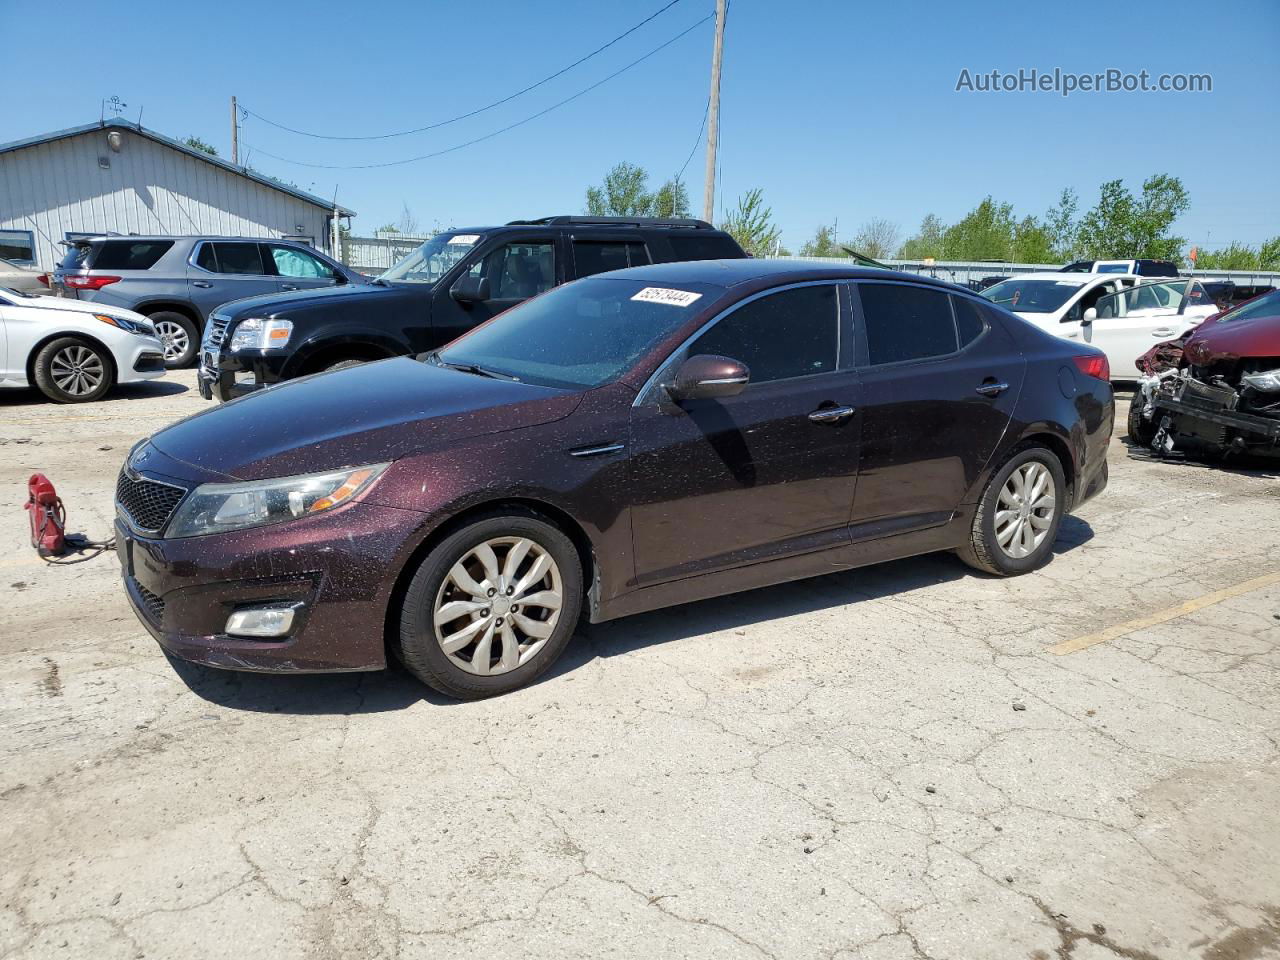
[631,287,703,307]
[448,235,480,245]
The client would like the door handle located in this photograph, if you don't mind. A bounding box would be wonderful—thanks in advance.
[281,284,299,291]
[1151,327,1175,337]
[975,381,1009,397]
[808,405,855,424]
[191,280,213,288]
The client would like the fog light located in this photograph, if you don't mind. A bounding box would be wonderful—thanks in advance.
[225,606,296,638]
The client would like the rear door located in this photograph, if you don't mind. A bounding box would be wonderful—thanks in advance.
[429,236,561,344]
[568,235,651,279]
[1087,281,1200,377]
[263,242,344,294]
[186,241,279,318]
[847,283,1024,537]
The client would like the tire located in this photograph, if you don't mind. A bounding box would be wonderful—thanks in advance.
[1127,399,1156,447]
[397,512,583,700]
[323,358,367,373]
[33,336,114,403]
[957,444,1067,577]
[148,311,198,369]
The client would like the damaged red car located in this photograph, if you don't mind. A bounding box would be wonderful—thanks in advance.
[1131,288,1280,457]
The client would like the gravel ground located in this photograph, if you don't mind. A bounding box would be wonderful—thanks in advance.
[2,370,1278,960]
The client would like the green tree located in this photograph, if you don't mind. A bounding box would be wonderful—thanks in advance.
[1011,215,1055,263]
[1260,237,1280,270]
[1044,187,1080,261]
[1077,174,1189,262]
[941,197,1016,260]
[719,188,781,257]
[183,136,217,156]
[851,218,901,260]
[652,178,691,218]
[1194,243,1258,270]
[897,214,946,259]
[800,224,843,258]
[586,162,652,216]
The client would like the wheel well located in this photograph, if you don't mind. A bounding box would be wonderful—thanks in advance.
[1022,432,1076,503]
[300,341,396,375]
[26,331,117,386]
[381,498,597,662]
[139,302,201,329]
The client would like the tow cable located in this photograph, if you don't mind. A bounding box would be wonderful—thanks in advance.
[25,473,116,565]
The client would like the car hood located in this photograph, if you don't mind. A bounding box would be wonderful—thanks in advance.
[218,281,419,319]
[16,294,149,322]
[1184,311,1280,367]
[148,356,582,480]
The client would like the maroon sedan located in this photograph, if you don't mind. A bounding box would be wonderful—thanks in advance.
[116,260,1112,699]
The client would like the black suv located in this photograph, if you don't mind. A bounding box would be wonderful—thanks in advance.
[198,216,747,400]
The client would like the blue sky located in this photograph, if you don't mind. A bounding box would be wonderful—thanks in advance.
[5,0,1278,252]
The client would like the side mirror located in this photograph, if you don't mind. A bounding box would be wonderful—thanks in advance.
[665,354,750,402]
[450,276,490,304]
[1082,307,1097,323]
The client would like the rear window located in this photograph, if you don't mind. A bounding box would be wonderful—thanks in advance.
[58,245,93,269]
[666,234,744,262]
[573,240,650,278]
[90,240,175,271]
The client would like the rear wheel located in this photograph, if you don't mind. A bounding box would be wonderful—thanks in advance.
[1127,399,1156,447]
[397,513,583,700]
[149,311,198,368]
[958,445,1066,576]
[33,337,114,403]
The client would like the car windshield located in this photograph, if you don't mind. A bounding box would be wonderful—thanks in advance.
[981,278,1084,313]
[1213,287,1280,324]
[435,277,724,390]
[378,232,483,284]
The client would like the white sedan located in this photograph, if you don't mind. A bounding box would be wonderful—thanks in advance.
[0,287,166,402]
[981,273,1218,377]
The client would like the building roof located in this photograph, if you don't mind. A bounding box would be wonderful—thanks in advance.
[0,119,355,216]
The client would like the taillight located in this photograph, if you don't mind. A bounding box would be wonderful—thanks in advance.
[1073,354,1110,382]
[63,275,121,290]
[36,273,50,288]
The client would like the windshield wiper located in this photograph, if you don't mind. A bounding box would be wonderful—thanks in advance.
[426,352,520,381]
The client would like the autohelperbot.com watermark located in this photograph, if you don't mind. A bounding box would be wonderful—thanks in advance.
[955,67,1212,97]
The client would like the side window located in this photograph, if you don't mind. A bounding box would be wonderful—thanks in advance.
[951,295,986,347]
[858,283,958,366]
[267,244,336,279]
[667,234,743,261]
[195,243,217,271]
[91,240,174,270]
[687,284,838,384]
[480,241,555,300]
[209,242,265,276]
[572,241,649,278]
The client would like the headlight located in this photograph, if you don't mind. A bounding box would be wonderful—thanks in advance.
[96,313,155,337]
[165,463,389,538]
[229,318,293,352]
[1241,368,1280,393]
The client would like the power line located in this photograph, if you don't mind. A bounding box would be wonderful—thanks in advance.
[244,15,713,170]
[674,96,709,184]
[242,0,686,141]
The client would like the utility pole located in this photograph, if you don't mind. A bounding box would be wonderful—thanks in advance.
[230,95,239,166]
[701,0,726,223]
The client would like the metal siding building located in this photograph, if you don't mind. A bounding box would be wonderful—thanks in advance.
[0,120,354,270]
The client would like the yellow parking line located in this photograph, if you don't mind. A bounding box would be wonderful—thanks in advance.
[1049,570,1280,655]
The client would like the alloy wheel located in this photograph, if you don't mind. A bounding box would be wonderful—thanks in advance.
[154,319,189,361]
[50,345,105,397]
[994,461,1056,559]
[432,536,564,676]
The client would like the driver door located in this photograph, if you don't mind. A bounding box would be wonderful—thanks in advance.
[1087,281,1191,377]
[430,237,561,344]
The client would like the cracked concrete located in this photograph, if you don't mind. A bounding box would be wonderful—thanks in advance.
[2,372,1278,959]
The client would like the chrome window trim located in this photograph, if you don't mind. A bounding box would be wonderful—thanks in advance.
[632,279,847,407]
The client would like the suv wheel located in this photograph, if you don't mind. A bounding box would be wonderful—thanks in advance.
[958,445,1066,576]
[397,512,583,700]
[33,337,114,403]
[149,311,198,368]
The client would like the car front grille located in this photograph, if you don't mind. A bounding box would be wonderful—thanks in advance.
[116,471,187,533]
[205,315,231,348]
[130,578,165,626]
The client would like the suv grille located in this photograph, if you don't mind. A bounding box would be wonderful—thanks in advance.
[130,578,165,625]
[116,471,187,533]
[205,315,231,348]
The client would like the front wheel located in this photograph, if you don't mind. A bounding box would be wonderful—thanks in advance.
[33,337,114,403]
[397,513,583,699]
[149,311,198,369]
[958,445,1066,576]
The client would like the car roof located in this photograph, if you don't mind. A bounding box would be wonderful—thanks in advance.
[604,258,964,289]
[71,235,319,244]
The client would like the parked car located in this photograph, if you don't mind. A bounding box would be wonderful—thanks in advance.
[0,286,165,402]
[116,260,1112,699]
[196,216,748,402]
[980,273,1217,377]
[1059,259,1180,278]
[49,236,363,369]
[1130,288,1280,457]
[1200,281,1275,312]
[2,258,49,294]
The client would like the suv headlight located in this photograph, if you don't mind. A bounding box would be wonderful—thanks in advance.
[96,313,155,337]
[165,463,389,538]
[1241,368,1280,393]
[230,318,293,352]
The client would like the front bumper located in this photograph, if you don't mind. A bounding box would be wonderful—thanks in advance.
[198,347,287,402]
[117,338,168,384]
[117,501,427,673]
